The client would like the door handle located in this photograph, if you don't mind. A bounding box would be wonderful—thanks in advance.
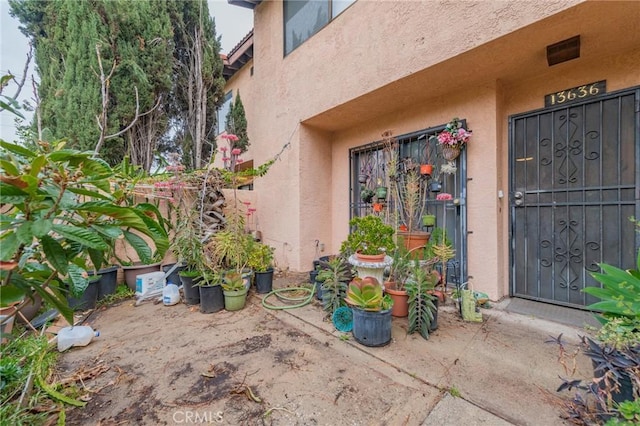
[514,191,523,199]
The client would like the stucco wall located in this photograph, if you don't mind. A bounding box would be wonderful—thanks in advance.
[225,0,640,301]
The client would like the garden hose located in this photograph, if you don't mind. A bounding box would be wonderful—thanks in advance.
[261,286,315,310]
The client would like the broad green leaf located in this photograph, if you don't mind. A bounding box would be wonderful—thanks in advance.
[92,224,123,240]
[0,159,20,176]
[52,224,109,250]
[76,201,146,227]
[0,181,28,203]
[0,141,34,158]
[32,281,74,324]
[65,186,112,200]
[79,157,112,180]
[32,218,53,237]
[20,174,41,193]
[29,155,47,177]
[123,230,152,264]
[41,235,69,275]
[0,232,19,261]
[67,264,88,297]
[47,150,92,162]
[0,284,26,307]
[88,248,105,271]
[15,222,33,245]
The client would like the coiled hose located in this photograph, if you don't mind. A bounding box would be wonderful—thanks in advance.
[261,286,316,310]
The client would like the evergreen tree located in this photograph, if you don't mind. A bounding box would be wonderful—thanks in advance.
[10,0,174,170]
[167,0,225,170]
[225,90,249,153]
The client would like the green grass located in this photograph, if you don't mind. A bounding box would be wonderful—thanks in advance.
[0,332,61,425]
[96,284,135,307]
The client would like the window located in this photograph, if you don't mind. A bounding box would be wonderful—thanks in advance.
[284,0,355,55]
[217,91,233,135]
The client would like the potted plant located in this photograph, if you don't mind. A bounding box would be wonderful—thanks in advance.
[248,242,275,294]
[344,276,393,347]
[206,211,254,284]
[173,210,207,305]
[395,158,430,258]
[384,245,413,317]
[430,117,472,161]
[316,256,353,316]
[0,133,169,329]
[426,227,455,297]
[197,271,224,314]
[405,260,440,340]
[339,215,396,262]
[221,271,248,311]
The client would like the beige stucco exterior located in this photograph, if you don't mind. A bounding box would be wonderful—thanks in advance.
[221,0,640,301]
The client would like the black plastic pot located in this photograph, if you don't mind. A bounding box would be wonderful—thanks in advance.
[255,268,274,294]
[179,273,201,305]
[162,262,185,287]
[430,297,439,331]
[351,307,392,347]
[67,276,100,311]
[94,266,119,301]
[199,284,224,314]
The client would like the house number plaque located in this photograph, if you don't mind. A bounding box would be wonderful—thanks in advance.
[544,80,606,107]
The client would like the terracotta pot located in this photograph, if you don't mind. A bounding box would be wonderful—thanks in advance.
[355,251,386,263]
[396,231,431,259]
[385,282,408,317]
[420,164,433,175]
[372,202,383,212]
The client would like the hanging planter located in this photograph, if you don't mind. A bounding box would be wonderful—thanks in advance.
[420,164,433,175]
[375,186,388,200]
[422,214,436,227]
[372,202,384,212]
[441,145,461,161]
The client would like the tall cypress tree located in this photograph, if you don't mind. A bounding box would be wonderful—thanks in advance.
[10,0,174,169]
[225,90,249,153]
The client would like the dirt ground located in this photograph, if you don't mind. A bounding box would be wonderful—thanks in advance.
[55,271,590,426]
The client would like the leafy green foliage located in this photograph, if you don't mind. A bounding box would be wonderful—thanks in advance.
[405,262,438,340]
[247,242,275,272]
[0,135,169,324]
[584,251,640,323]
[317,256,352,316]
[340,215,396,256]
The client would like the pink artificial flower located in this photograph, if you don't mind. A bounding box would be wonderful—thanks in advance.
[221,133,239,142]
[219,146,228,152]
[236,158,244,164]
[242,201,251,206]
[436,193,453,201]
[231,148,241,155]
[222,157,230,162]
[248,208,256,213]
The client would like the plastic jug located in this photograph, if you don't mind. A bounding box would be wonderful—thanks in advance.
[57,326,100,352]
[163,283,180,306]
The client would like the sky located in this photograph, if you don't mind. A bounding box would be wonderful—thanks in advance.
[0,0,253,141]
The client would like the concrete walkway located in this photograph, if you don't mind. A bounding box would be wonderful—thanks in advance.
[264,285,595,426]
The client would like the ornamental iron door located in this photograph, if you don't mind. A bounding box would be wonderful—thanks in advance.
[510,88,639,308]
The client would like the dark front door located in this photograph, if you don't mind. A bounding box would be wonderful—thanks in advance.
[510,87,639,308]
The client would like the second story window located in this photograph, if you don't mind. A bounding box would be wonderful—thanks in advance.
[217,91,233,135]
[284,0,355,55]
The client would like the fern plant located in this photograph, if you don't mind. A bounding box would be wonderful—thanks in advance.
[317,256,353,316]
[405,261,439,340]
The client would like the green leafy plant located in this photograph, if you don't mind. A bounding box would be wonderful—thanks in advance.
[339,215,396,256]
[405,261,439,340]
[387,244,412,291]
[222,271,245,292]
[0,135,169,325]
[316,256,352,316]
[206,211,253,274]
[247,242,275,272]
